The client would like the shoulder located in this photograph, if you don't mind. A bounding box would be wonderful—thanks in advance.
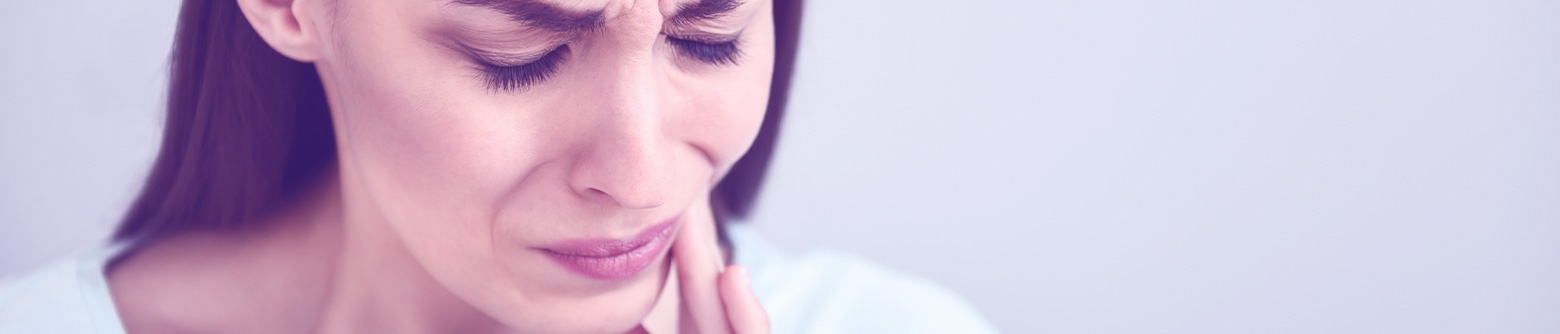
[0,247,127,333]
[729,226,997,334]
[105,230,289,333]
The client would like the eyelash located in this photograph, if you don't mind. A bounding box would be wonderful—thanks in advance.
[476,37,742,93]
[477,46,570,92]
[667,37,743,66]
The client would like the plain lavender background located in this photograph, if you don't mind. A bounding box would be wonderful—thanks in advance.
[3,0,1559,332]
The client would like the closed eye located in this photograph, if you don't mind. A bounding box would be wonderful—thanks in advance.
[473,45,570,93]
[465,34,741,94]
[667,36,742,66]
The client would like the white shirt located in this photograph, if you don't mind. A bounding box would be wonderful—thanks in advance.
[0,225,996,333]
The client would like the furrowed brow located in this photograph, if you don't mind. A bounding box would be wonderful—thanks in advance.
[450,0,606,32]
[668,0,745,25]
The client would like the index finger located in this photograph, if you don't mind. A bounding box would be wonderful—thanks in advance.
[673,195,731,334]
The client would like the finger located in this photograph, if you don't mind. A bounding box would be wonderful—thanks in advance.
[720,265,770,334]
[673,196,731,334]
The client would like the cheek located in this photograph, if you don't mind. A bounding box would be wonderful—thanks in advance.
[322,2,550,224]
[321,8,545,285]
[672,38,778,177]
[333,53,517,212]
[324,25,609,328]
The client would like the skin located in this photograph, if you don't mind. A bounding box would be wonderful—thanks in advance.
[106,0,775,332]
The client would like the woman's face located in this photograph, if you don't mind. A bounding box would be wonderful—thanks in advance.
[305,0,774,331]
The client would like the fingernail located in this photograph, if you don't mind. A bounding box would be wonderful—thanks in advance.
[733,266,751,287]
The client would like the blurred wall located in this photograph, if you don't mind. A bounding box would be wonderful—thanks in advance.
[0,1,170,282]
[3,0,1558,333]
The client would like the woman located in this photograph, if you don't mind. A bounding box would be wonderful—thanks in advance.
[0,0,992,332]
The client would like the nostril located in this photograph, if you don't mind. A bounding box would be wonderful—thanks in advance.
[568,138,673,210]
[584,187,613,202]
[582,187,663,210]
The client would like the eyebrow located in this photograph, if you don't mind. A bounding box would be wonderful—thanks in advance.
[669,0,745,25]
[449,0,745,32]
[450,0,606,32]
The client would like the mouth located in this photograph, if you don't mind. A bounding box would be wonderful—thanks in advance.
[536,216,680,280]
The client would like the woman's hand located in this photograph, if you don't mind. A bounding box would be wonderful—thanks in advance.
[670,196,770,334]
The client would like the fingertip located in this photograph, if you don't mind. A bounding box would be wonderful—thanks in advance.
[728,265,750,287]
[720,265,770,333]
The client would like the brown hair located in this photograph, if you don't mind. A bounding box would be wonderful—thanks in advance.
[113,0,804,243]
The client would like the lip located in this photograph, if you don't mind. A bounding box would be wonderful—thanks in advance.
[537,216,680,280]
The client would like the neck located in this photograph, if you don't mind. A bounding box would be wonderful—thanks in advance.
[302,172,512,334]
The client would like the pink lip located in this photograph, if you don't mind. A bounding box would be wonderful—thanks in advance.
[537,216,679,280]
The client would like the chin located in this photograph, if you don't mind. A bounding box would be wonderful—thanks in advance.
[505,292,660,333]
[492,261,670,333]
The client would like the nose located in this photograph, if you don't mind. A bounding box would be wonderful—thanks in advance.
[567,46,673,210]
